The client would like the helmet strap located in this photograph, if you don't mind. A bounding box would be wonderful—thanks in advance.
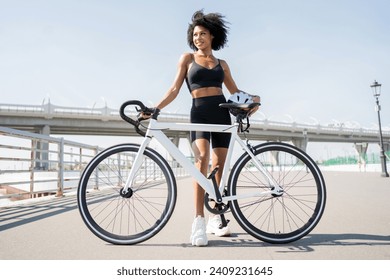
[237,114,251,133]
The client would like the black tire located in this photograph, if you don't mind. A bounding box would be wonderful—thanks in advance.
[77,144,177,245]
[228,142,326,244]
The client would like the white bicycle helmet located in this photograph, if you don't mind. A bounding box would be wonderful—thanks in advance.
[227,91,254,116]
[228,91,253,105]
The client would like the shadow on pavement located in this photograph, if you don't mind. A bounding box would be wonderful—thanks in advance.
[133,232,390,250]
[0,196,78,231]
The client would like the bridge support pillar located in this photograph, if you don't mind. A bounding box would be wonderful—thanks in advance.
[169,136,180,167]
[35,125,50,170]
[170,136,180,147]
[271,150,279,168]
[292,137,308,153]
[185,134,196,164]
[354,143,368,172]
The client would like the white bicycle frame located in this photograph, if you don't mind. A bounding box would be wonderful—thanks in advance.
[123,118,283,203]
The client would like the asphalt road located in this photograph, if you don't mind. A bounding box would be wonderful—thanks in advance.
[1,171,389,260]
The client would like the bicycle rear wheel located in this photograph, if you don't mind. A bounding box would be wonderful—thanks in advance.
[228,142,326,244]
[77,143,177,245]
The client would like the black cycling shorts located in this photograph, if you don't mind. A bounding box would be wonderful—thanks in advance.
[190,95,232,149]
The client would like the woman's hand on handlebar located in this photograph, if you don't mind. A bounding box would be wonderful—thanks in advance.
[138,107,160,121]
[138,110,151,120]
[119,100,161,136]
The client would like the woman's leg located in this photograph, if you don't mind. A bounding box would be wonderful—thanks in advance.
[206,146,231,237]
[191,138,210,217]
[190,138,210,246]
[211,147,228,184]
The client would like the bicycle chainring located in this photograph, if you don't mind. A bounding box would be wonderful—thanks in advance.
[204,192,230,214]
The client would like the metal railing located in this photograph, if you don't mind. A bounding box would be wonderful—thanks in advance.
[0,126,189,206]
[0,127,100,205]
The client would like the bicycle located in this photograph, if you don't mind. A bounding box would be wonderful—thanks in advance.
[77,100,326,245]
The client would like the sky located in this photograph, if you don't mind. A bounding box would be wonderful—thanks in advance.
[1,0,390,159]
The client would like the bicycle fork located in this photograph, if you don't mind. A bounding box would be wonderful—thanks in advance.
[247,148,284,197]
[121,137,152,197]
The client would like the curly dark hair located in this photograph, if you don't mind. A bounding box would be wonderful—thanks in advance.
[187,10,230,51]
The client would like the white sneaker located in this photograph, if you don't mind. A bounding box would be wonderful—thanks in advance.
[206,215,231,237]
[190,216,208,246]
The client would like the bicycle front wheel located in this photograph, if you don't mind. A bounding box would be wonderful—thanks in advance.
[77,143,177,245]
[228,142,326,244]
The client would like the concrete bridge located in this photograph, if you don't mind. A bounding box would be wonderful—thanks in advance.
[1,102,389,161]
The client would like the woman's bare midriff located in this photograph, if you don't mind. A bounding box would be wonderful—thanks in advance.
[191,87,224,99]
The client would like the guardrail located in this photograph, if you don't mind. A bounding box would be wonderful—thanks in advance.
[0,126,189,206]
[0,126,101,205]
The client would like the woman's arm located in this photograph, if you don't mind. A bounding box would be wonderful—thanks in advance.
[220,59,239,94]
[155,53,191,110]
[221,59,261,115]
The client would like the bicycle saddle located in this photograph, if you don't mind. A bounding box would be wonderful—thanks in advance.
[219,102,260,117]
[219,102,260,110]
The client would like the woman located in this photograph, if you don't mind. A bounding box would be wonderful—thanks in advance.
[150,10,259,246]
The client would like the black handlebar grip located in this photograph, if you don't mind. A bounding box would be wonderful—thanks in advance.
[119,100,147,137]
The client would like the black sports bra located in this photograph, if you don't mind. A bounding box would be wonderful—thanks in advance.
[185,56,224,92]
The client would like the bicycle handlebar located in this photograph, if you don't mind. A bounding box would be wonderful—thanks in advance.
[119,100,160,137]
[120,99,260,137]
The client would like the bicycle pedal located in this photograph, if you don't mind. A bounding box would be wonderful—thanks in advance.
[219,218,230,229]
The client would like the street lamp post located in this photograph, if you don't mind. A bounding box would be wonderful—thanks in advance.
[370,80,389,177]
